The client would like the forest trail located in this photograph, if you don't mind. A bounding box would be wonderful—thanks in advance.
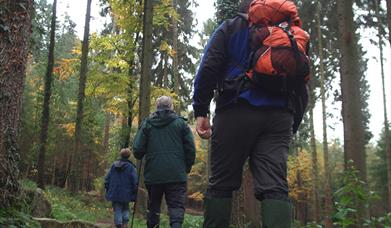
[95,219,113,228]
[93,207,203,227]
[185,208,203,216]
[94,207,203,227]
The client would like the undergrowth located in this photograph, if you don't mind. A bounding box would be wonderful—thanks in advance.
[0,179,40,228]
[44,186,112,222]
[16,179,203,227]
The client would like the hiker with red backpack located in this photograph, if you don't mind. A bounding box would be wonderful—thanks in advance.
[193,0,310,227]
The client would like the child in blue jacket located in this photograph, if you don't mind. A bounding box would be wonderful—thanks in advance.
[105,148,138,228]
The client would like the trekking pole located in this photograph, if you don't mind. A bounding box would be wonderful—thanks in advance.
[131,158,143,228]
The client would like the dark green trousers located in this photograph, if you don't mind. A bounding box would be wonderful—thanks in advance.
[203,197,232,228]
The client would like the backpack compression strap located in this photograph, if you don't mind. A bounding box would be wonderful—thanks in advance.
[278,24,300,55]
[279,24,308,80]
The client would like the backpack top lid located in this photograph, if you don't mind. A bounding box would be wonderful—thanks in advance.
[263,25,310,53]
[248,0,302,27]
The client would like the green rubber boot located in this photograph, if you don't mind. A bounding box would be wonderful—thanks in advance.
[261,199,292,228]
[203,197,232,228]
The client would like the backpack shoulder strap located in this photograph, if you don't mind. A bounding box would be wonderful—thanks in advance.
[237,13,249,21]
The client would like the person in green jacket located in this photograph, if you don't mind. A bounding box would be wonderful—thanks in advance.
[133,96,196,228]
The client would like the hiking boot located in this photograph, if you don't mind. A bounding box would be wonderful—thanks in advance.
[261,199,292,228]
[147,222,160,228]
[203,197,232,228]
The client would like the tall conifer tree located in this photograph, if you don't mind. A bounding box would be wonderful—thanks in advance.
[337,0,367,224]
[37,0,58,189]
[0,0,33,207]
[65,0,93,191]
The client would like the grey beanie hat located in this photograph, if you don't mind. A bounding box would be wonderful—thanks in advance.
[156,96,173,111]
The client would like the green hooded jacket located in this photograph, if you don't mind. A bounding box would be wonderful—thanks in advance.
[133,110,196,185]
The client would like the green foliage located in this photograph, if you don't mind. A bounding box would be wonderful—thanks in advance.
[182,214,203,228]
[0,180,40,228]
[4,178,203,227]
[303,222,323,228]
[153,0,178,28]
[19,7,81,183]
[357,44,373,144]
[20,179,38,190]
[186,132,208,196]
[31,0,52,62]
[370,124,391,204]
[151,0,200,110]
[363,213,391,227]
[214,0,240,24]
[0,207,40,228]
[196,18,217,68]
[44,186,111,222]
[108,0,143,63]
[333,164,378,227]
[93,176,105,197]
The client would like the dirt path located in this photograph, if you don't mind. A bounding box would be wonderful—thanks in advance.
[185,208,203,216]
[95,219,113,228]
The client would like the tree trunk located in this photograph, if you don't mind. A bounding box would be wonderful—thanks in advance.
[122,69,136,148]
[0,0,33,207]
[134,0,154,215]
[231,184,245,226]
[154,57,164,87]
[138,0,153,125]
[85,149,92,191]
[231,164,260,227]
[243,169,261,227]
[309,106,320,222]
[66,0,92,192]
[293,137,307,225]
[103,112,111,152]
[37,0,57,189]
[207,138,211,179]
[387,0,391,47]
[51,155,57,185]
[163,53,169,88]
[103,112,111,167]
[122,20,141,148]
[375,0,391,210]
[172,0,180,113]
[317,2,333,226]
[337,0,367,224]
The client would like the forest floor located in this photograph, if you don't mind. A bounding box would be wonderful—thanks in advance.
[95,210,203,228]
[19,179,203,228]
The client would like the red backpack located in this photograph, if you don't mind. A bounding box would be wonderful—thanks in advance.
[246,0,310,94]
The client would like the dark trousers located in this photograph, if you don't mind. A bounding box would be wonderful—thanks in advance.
[146,182,186,228]
[208,100,293,200]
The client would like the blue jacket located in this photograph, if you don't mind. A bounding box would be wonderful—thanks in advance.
[193,15,286,118]
[105,158,138,203]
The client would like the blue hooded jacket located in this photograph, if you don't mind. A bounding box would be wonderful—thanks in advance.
[105,158,138,203]
[193,15,286,118]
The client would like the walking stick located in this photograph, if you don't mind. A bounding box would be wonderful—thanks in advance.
[131,159,143,228]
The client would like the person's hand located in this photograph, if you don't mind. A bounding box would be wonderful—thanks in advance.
[196,117,212,139]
